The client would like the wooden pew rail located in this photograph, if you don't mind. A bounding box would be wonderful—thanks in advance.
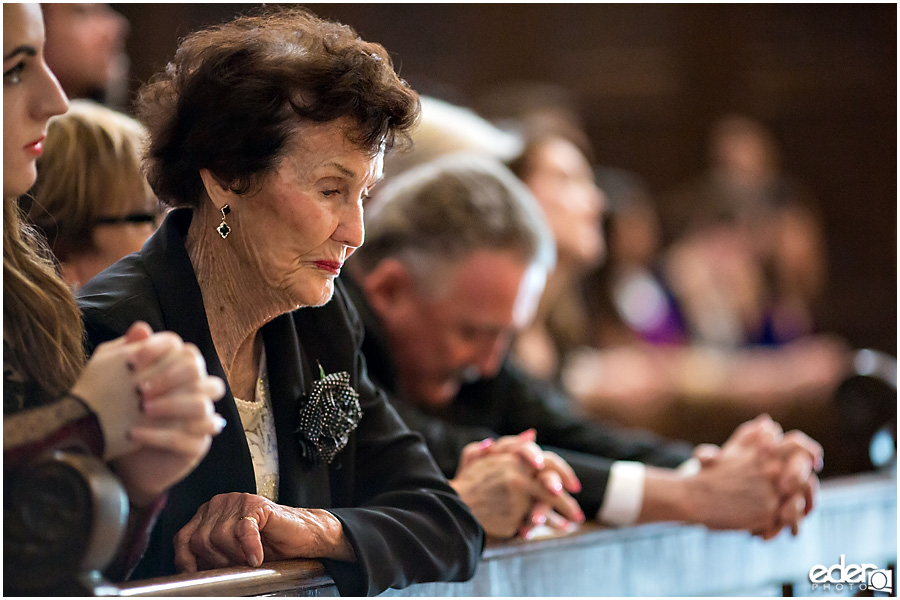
[107,471,897,597]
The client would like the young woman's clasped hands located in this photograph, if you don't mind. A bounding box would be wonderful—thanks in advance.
[72,320,226,506]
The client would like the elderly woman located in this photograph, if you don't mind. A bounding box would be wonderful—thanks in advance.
[77,7,483,594]
[4,2,224,583]
[26,99,160,289]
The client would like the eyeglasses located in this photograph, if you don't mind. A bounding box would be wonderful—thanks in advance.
[94,213,159,226]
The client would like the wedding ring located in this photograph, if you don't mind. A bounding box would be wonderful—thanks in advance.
[240,516,258,525]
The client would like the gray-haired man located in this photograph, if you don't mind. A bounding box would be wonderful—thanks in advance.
[344,153,822,539]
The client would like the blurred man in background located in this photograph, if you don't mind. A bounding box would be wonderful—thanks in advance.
[42,3,130,108]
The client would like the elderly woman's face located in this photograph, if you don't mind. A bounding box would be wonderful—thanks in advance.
[3,3,68,197]
[233,117,382,308]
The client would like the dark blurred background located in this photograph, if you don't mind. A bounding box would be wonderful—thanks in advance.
[112,3,896,356]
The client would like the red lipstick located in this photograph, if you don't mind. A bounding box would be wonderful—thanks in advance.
[24,136,44,157]
[314,260,342,275]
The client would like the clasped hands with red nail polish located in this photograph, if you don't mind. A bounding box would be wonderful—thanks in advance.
[451,428,585,540]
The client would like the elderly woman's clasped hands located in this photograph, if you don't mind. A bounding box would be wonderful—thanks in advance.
[173,492,355,572]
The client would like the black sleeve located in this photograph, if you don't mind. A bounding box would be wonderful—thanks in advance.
[452,362,695,517]
[79,269,484,594]
[387,395,497,479]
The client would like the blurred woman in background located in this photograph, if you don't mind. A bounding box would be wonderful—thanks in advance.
[25,99,160,289]
[507,127,607,380]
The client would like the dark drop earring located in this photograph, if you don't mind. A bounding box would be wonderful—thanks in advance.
[217,204,231,239]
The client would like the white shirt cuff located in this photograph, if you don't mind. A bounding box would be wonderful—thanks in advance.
[597,461,646,526]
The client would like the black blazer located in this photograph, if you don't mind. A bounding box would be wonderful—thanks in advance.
[342,274,695,519]
[78,209,483,595]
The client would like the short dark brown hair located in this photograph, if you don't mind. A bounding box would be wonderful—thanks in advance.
[137,7,419,207]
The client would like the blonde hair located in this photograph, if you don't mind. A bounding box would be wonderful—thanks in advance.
[26,100,156,260]
[4,198,85,406]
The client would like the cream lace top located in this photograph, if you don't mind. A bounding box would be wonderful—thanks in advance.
[233,349,279,502]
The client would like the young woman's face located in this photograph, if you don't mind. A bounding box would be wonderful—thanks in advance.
[522,136,606,268]
[3,3,68,197]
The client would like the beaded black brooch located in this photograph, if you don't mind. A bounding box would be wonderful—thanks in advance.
[295,365,362,464]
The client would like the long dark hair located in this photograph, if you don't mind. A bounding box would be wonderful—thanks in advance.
[3,198,85,406]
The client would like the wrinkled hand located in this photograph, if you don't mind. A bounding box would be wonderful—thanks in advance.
[451,451,543,538]
[106,322,226,505]
[453,430,584,539]
[174,492,353,573]
[694,414,822,538]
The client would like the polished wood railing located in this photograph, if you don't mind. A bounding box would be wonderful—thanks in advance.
[108,471,896,597]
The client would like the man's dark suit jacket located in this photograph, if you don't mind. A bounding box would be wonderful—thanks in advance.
[342,274,695,519]
[77,209,483,595]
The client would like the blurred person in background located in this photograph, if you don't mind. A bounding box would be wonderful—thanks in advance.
[661,114,828,347]
[42,3,130,109]
[582,166,688,349]
[566,164,849,426]
[24,99,160,290]
[507,125,607,380]
[487,105,848,418]
[383,95,523,180]
[470,91,853,471]
[349,150,824,543]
